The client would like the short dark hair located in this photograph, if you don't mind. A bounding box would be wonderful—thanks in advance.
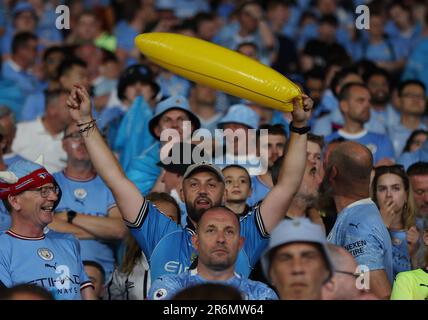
[11,31,37,55]
[146,192,181,224]
[42,46,65,62]
[83,260,106,283]
[45,88,70,108]
[258,124,287,138]
[57,58,87,78]
[363,67,390,84]
[308,133,324,150]
[0,284,53,300]
[237,41,258,52]
[338,82,369,101]
[398,80,426,96]
[330,66,359,96]
[407,162,428,176]
[222,164,252,188]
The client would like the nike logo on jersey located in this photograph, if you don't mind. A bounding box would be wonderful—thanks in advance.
[349,223,360,229]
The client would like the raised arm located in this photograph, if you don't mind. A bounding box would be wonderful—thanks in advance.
[66,85,144,224]
[260,95,313,233]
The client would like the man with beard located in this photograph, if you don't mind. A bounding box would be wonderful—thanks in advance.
[365,68,400,133]
[48,123,127,282]
[148,207,278,300]
[325,82,395,165]
[325,141,393,299]
[66,84,313,283]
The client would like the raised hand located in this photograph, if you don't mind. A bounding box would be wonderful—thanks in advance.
[291,94,313,127]
[66,84,93,124]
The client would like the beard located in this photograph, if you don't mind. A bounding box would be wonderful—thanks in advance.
[185,196,222,223]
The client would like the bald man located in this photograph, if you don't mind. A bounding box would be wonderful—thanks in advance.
[325,141,393,299]
[322,244,379,300]
[147,207,278,300]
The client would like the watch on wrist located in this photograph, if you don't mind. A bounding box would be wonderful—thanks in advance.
[67,210,77,224]
[289,121,310,135]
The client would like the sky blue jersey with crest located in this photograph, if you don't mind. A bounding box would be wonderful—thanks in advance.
[53,172,117,280]
[148,269,278,300]
[0,229,92,300]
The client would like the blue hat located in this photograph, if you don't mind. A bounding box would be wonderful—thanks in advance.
[217,104,260,129]
[260,218,334,281]
[149,96,200,139]
[12,2,37,18]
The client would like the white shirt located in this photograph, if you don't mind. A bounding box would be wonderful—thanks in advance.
[12,118,66,173]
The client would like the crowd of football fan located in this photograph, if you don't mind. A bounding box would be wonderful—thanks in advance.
[0,0,427,300]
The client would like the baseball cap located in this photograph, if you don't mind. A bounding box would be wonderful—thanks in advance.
[261,218,334,280]
[149,95,201,139]
[183,162,225,183]
[217,104,260,129]
[157,142,210,175]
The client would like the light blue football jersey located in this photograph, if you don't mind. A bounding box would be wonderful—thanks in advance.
[0,229,92,300]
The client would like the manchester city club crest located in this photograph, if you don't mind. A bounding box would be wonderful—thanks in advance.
[37,248,54,261]
[74,188,87,200]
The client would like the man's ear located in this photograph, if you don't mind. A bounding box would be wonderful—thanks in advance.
[191,233,199,251]
[8,194,20,211]
[339,100,348,114]
[329,165,338,183]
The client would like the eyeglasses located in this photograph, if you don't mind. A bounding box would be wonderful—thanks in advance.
[335,270,364,278]
[63,132,82,141]
[27,186,59,198]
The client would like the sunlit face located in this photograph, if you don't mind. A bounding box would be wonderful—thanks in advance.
[223,166,252,204]
[193,208,243,271]
[410,175,428,218]
[12,183,59,228]
[269,243,329,300]
[182,171,224,223]
[375,173,407,215]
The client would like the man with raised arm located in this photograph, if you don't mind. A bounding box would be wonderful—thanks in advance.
[66,84,313,282]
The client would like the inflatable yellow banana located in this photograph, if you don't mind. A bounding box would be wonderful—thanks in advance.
[135,32,301,111]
